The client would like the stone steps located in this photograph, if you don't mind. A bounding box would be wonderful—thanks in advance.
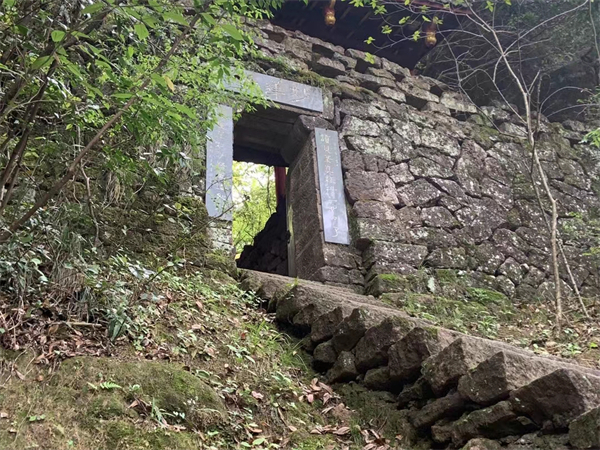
[240,270,600,449]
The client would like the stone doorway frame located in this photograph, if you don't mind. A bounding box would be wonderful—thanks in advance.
[204,71,349,278]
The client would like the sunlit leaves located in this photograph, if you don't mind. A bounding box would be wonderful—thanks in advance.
[364,52,376,64]
[162,11,189,26]
[365,36,375,44]
[221,24,243,41]
[81,3,104,15]
[412,30,421,41]
[134,22,149,41]
[31,55,52,70]
[51,30,66,42]
[381,25,392,34]
[399,16,410,25]
[350,0,365,6]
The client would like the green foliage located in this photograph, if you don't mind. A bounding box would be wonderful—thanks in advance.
[232,162,276,253]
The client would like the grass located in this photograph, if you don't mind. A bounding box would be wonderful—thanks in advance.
[0,270,403,450]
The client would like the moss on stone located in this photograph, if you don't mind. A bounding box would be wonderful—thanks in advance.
[103,420,201,450]
[86,393,130,420]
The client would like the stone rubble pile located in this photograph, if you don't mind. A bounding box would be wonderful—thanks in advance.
[241,270,600,450]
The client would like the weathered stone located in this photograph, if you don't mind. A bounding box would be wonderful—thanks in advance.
[332,53,357,70]
[398,79,440,108]
[448,401,537,446]
[354,316,416,372]
[378,87,406,104]
[456,140,486,195]
[366,66,395,80]
[313,340,337,371]
[473,243,506,274]
[364,366,394,391]
[423,101,451,116]
[386,163,415,185]
[341,150,365,171]
[345,171,399,204]
[339,99,391,124]
[462,438,502,450]
[352,201,396,221]
[397,179,442,206]
[310,307,349,344]
[509,369,600,429]
[331,308,381,353]
[500,121,527,137]
[569,406,600,449]
[340,115,381,137]
[440,91,477,114]
[426,247,468,269]
[421,207,458,228]
[389,327,457,383]
[420,128,460,157]
[492,228,528,263]
[397,377,434,408]
[282,36,312,60]
[411,391,466,429]
[352,70,396,91]
[311,56,346,77]
[480,177,513,210]
[345,48,381,71]
[409,155,455,178]
[410,227,458,248]
[346,135,392,160]
[498,258,524,284]
[327,351,359,383]
[458,351,584,406]
[395,206,422,227]
[392,119,422,145]
[363,241,429,268]
[310,38,345,57]
[422,337,513,395]
[354,219,411,247]
[381,58,410,80]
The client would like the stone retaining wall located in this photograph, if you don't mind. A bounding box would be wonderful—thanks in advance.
[244,20,600,300]
[242,270,600,450]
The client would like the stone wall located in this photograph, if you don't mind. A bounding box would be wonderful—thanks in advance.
[244,20,600,300]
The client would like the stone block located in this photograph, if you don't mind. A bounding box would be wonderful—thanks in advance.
[389,327,457,384]
[345,135,392,160]
[339,99,391,124]
[327,351,359,383]
[354,316,416,373]
[509,369,600,429]
[345,48,381,72]
[340,115,381,137]
[422,337,511,395]
[440,91,477,114]
[397,377,434,408]
[331,308,381,353]
[364,366,394,391]
[409,155,455,178]
[363,241,429,268]
[446,401,537,446]
[411,391,466,429]
[420,128,460,157]
[310,306,350,344]
[425,247,468,269]
[421,207,458,228]
[386,163,415,184]
[378,87,406,104]
[313,340,337,371]
[351,70,396,91]
[569,406,600,449]
[392,119,422,145]
[352,201,396,221]
[345,171,399,204]
[311,56,346,77]
[397,179,442,207]
[398,79,439,108]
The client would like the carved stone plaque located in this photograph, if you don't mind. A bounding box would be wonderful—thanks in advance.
[206,105,234,220]
[227,71,324,113]
[315,128,349,245]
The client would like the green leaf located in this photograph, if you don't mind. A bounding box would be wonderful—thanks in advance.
[221,24,243,41]
[201,13,216,26]
[422,15,431,22]
[134,22,149,41]
[404,0,411,5]
[31,55,52,70]
[113,93,134,99]
[162,11,189,26]
[399,16,410,25]
[81,3,103,15]
[142,15,158,28]
[364,36,375,44]
[51,30,66,42]
[151,73,167,87]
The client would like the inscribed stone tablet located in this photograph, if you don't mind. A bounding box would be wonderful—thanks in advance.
[206,105,234,220]
[227,71,324,113]
[315,128,350,245]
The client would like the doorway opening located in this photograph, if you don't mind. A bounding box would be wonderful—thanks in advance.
[232,107,296,276]
[234,162,289,275]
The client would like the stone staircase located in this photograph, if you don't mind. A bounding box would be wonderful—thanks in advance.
[240,270,600,450]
